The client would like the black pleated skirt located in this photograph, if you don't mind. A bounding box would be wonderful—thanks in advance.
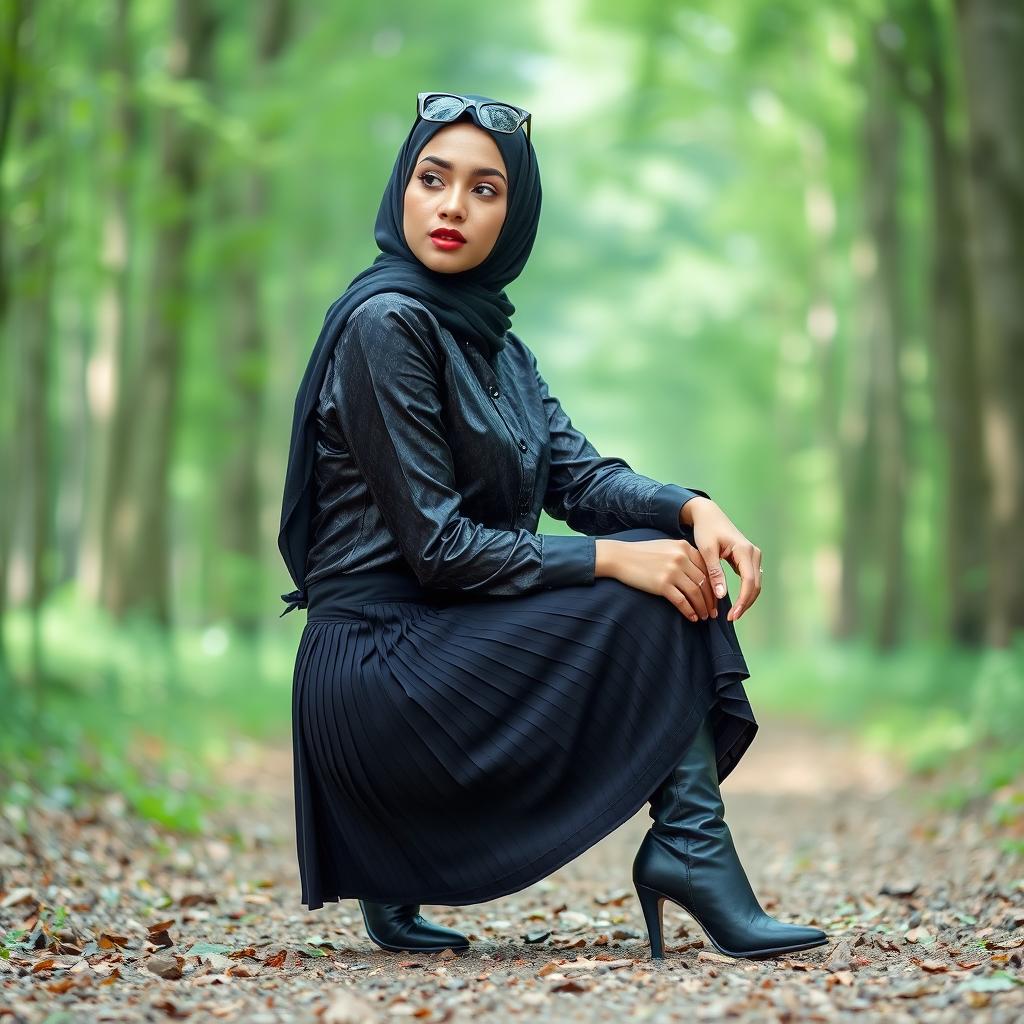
[291,526,758,911]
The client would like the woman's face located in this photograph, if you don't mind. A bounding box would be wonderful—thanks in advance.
[403,122,509,273]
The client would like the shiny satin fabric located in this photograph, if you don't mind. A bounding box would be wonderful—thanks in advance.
[287,290,709,611]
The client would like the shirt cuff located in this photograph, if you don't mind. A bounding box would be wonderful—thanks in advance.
[652,483,711,536]
[540,534,597,588]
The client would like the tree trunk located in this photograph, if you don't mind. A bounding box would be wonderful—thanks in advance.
[83,0,141,611]
[864,29,909,651]
[878,0,989,644]
[954,0,1024,646]
[106,0,220,624]
[0,0,30,688]
[17,63,58,697]
[214,0,292,632]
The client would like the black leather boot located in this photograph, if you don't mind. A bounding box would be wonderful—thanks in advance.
[632,710,829,959]
[358,900,470,953]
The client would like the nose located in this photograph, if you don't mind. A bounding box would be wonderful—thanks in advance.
[438,187,469,221]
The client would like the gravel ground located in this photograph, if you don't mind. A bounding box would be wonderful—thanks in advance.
[2,714,1021,1023]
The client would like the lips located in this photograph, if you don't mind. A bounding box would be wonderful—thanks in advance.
[430,228,466,242]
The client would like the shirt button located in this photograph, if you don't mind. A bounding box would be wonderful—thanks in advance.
[517,439,528,452]
[489,385,500,398]
[518,499,531,514]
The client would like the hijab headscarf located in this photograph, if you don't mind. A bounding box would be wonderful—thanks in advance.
[278,92,542,614]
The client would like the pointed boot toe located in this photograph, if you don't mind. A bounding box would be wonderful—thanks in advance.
[359,900,470,953]
[755,921,829,954]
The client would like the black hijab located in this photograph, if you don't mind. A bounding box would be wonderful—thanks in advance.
[277,92,542,615]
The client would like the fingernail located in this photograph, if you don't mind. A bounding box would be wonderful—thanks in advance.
[716,585,725,597]
[711,608,718,618]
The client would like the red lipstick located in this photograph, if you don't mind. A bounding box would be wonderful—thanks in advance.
[430,227,466,251]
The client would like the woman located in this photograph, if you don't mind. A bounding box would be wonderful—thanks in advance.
[278,91,828,961]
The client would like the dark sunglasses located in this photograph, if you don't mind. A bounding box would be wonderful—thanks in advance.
[417,92,532,143]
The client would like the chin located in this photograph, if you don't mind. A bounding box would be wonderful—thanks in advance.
[420,250,473,274]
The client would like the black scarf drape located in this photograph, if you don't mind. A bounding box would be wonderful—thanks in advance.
[277,93,542,614]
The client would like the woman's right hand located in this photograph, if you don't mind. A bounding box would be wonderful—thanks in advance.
[595,538,718,622]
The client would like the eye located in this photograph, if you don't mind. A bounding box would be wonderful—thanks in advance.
[417,171,500,198]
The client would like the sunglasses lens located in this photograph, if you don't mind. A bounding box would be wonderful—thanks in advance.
[421,93,465,122]
[478,103,523,133]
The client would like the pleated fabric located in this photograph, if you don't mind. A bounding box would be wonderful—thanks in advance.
[291,527,758,910]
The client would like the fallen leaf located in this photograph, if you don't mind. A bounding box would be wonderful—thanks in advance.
[894,981,940,998]
[151,998,188,1018]
[549,979,588,993]
[538,960,565,977]
[147,953,183,980]
[184,941,233,957]
[264,948,287,968]
[698,950,734,964]
[594,890,633,907]
[880,880,919,897]
[0,888,37,908]
[179,892,217,907]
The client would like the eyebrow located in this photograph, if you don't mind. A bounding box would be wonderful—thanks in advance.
[417,155,507,186]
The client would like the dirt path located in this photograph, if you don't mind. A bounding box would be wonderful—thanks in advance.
[2,714,1022,1022]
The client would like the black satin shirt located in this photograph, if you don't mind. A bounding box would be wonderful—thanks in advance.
[303,291,709,596]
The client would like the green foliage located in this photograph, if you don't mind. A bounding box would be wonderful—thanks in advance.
[0,592,297,831]
[754,634,1024,807]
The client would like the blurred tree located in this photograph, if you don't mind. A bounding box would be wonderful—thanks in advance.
[14,0,59,695]
[212,0,294,633]
[105,0,222,624]
[876,0,986,644]
[84,0,143,614]
[862,18,910,650]
[0,0,29,689]
[954,0,1024,647]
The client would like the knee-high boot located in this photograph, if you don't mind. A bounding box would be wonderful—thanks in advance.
[358,900,470,953]
[632,710,829,959]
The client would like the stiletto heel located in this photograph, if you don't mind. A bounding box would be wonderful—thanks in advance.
[635,882,667,959]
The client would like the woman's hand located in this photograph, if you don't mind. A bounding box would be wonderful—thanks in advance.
[596,537,719,622]
[686,498,762,622]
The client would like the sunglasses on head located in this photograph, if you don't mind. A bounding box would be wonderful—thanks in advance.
[417,92,532,143]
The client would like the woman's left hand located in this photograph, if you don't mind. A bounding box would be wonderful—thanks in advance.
[684,498,762,622]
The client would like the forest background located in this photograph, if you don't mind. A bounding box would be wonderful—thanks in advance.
[0,0,1021,848]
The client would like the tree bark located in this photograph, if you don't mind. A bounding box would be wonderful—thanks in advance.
[863,29,909,651]
[213,0,292,631]
[82,0,141,610]
[954,0,1024,646]
[0,0,30,686]
[878,0,989,644]
[17,51,57,696]
[106,0,220,623]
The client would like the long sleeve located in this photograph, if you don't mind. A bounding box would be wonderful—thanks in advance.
[528,349,711,538]
[329,304,596,594]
